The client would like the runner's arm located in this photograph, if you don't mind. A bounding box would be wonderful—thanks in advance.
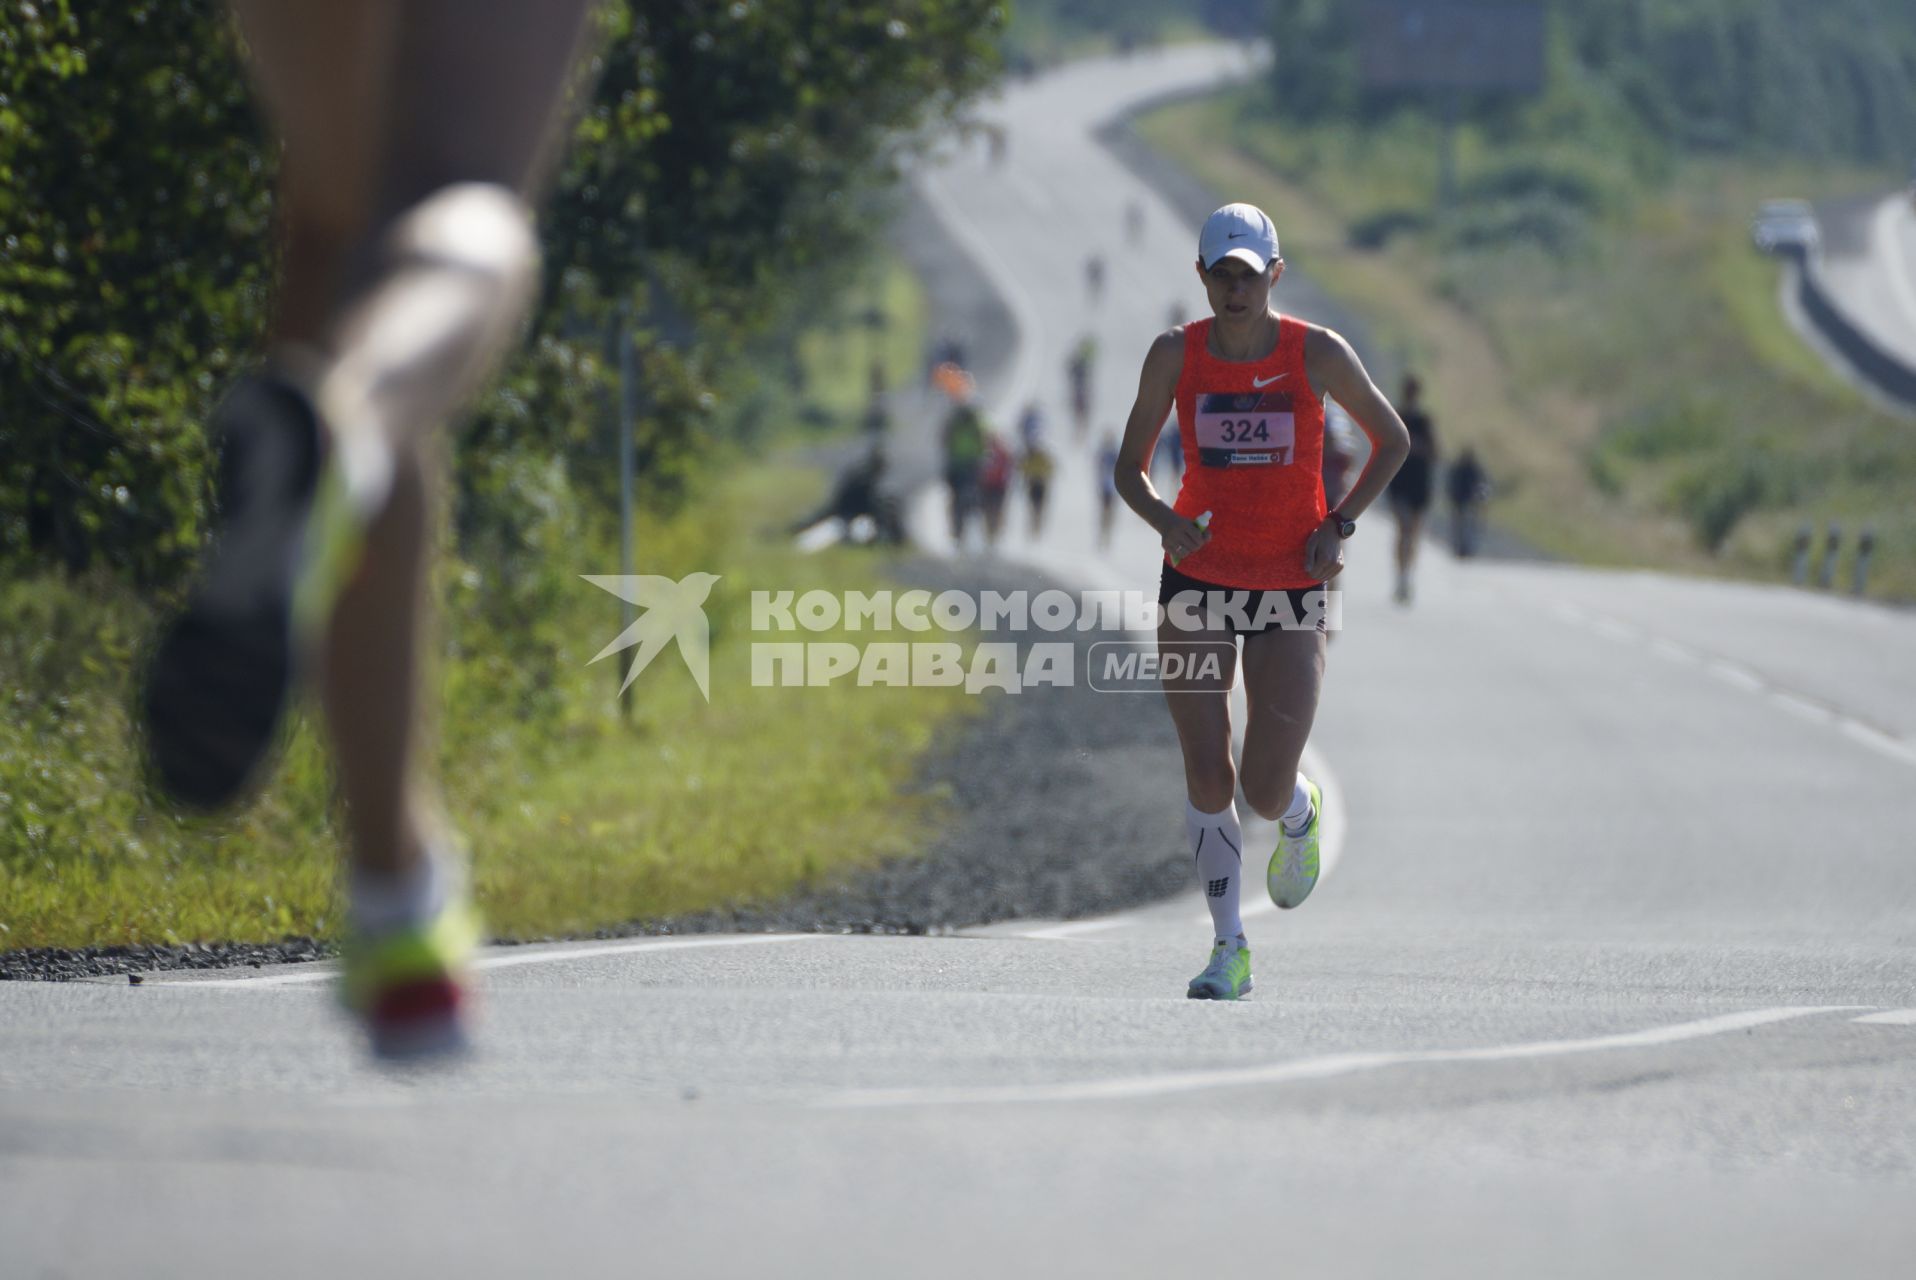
[1304,327,1410,522]
[1115,329,1208,562]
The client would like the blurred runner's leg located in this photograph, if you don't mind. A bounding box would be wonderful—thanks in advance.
[145,0,598,1056]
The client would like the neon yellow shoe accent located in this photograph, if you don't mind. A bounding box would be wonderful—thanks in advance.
[1268,776,1323,909]
[1186,939,1253,1000]
[290,461,369,649]
[340,888,481,1062]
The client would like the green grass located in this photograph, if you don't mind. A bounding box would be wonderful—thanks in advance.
[0,253,987,951]
[458,463,979,939]
[1706,228,1867,404]
[0,471,980,950]
[1133,90,1916,598]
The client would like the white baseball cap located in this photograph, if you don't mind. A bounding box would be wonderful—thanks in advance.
[1198,202,1279,271]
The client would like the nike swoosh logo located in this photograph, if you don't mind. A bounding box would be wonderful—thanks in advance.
[1228,232,1248,239]
[1252,373,1290,388]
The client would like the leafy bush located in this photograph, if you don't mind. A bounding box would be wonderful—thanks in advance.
[1604,395,1731,462]
[1,0,1003,588]
[1671,460,1768,552]
[1348,207,1430,250]
[1443,193,1592,256]
[1458,154,1619,216]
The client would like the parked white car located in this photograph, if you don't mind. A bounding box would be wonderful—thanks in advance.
[1751,199,1819,253]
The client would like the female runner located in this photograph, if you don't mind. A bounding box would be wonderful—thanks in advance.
[1112,203,1410,999]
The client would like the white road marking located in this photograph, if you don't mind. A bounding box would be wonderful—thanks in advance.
[147,933,821,989]
[1839,720,1916,768]
[1551,602,1589,626]
[1013,915,1135,940]
[1703,658,1765,694]
[1853,1009,1916,1025]
[1591,617,1641,644]
[1768,690,1837,726]
[1648,637,1700,666]
[822,1006,1856,1108]
[1537,597,1916,771]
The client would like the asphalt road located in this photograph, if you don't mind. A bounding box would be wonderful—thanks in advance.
[1814,191,1916,369]
[6,43,1916,1279]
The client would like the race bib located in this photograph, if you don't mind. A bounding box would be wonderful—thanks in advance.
[1194,391,1295,468]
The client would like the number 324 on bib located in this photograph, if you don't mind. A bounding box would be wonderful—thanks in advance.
[1194,390,1295,469]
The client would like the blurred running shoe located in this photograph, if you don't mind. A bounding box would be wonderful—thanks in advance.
[140,372,367,809]
[341,876,480,1061]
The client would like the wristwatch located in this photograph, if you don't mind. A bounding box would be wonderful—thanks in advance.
[1328,510,1357,539]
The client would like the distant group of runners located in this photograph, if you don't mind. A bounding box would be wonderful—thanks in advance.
[133,3,1488,1060]
[937,372,1057,549]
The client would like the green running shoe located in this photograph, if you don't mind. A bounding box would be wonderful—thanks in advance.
[341,886,481,1061]
[1186,938,1253,1001]
[1267,775,1323,909]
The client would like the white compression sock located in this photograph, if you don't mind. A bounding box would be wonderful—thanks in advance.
[350,848,450,935]
[1186,799,1245,941]
[1281,778,1314,835]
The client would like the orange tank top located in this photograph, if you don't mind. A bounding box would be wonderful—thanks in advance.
[1167,315,1327,589]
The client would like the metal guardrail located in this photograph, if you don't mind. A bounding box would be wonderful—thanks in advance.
[1791,522,1877,596]
[1786,242,1916,409]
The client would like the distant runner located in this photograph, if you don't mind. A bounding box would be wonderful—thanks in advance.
[979,431,1014,547]
[1112,202,1410,1001]
[1068,335,1098,439]
[1016,400,1046,454]
[1447,445,1488,558]
[1095,430,1120,550]
[1020,439,1055,538]
[1388,374,1439,603]
[939,372,987,548]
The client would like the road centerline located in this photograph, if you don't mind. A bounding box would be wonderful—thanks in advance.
[819,1006,1864,1109]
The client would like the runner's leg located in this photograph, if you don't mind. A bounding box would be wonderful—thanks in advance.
[1391,498,1416,600]
[1162,612,1253,994]
[138,4,396,813]
[1160,610,1242,922]
[228,0,596,885]
[1237,623,1327,823]
[228,2,394,350]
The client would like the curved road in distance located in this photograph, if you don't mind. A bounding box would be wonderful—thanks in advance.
[5,43,1916,1280]
[1813,192,1916,370]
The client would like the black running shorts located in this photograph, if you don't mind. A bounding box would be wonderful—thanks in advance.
[1158,562,1331,637]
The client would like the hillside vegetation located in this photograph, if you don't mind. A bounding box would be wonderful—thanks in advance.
[1135,1,1915,596]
